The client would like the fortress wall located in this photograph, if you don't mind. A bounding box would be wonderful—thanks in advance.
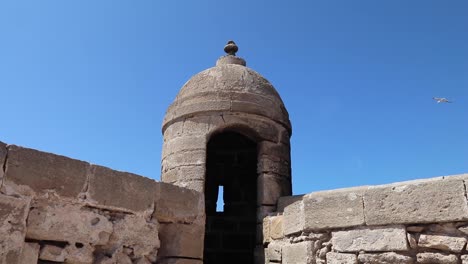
[263,174,468,264]
[0,142,204,264]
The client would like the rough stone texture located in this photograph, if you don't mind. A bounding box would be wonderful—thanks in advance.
[407,233,418,248]
[3,145,89,197]
[162,165,205,183]
[364,178,468,225]
[258,141,291,163]
[283,241,315,264]
[277,195,304,212]
[418,233,466,252]
[258,173,290,206]
[462,255,468,264]
[331,226,408,252]
[258,156,290,176]
[358,252,414,264]
[326,252,357,264]
[416,252,458,264]
[39,244,67,262]
[157,258,203,264]
[283,199,304,236]
[158,222,204,259]
[269,215,284,240]
[153,182,204,223]
[19,242,40,264]
[171,179,204,192]
[303,187,365,230]
[87,165,157,213]
[161,149,206,170]
[266,242,282,262]
[26,199,113,245]
[0,194,30,264]
[65,243,94,264]
[161,135,206,158]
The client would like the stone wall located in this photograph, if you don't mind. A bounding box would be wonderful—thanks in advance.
[263,174,468,264]
[0,141,204,264]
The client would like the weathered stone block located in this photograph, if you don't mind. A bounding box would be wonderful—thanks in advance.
[87,165,157,212]
[162,135,206,158]
[258,173,290,205]
[4,145,89,197]
[171,179,204,193]
[161,149,206,170]
[416,252,458,264]
[418,234,466,252]
[331,226,408,252]
[358,252,414,264]
[64,243,94,264]
[162,165,205,183]
[364,178,468,225]
[0,194,30,264]
[222,112,281,143]
[258,141,291,162]
[277,195,304,212]
[283,199,304,236]
[258,156,290,176]
[39,244,66,262]
[326,252,357,264]
[266,242,283,262]
[303,187,365,230]
[257,205,276,223]
[26,199,113,245]
[153,182,204,223]
[263,215,284,241]
[158,223,204,259]
[282,241,315,264]
[19,243,40,264]
[462,255,468,264]
[104,214,159,260]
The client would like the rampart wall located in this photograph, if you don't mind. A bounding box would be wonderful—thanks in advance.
[0,141,204,264]
[263,173,468,264]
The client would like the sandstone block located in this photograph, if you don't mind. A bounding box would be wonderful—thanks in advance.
[303,187,365,230]
[153,182,204,223]
[416,252,458,264]
[258,156,290,176]
[171,179,204,192]
[408,233,418,248]
[19,243,40,264]
[257,205,276,223]
[266,242,283,262]
[26,199,113,245]
[162,135,206,158]
[158,223,204,259]
[162,165,205,183]
[258,173,291,206]
[331,226,408,252]
[65,243,94,264]
[269,215,284,240]
[283,199,304,236]
[0,194,30,264]
[258,141,291,162]
[326,252,357,264]
[222,112,281,143]
[462,255,468,264]
[364,178,468,225]
[104,214,160,260]
[162,149,206,170]
[4,145,88,197]
[418,234,466,252]
[358,252,414,264]
[282,241,315,264]
[39,244,66,262]
[87,165,157,212]
[277,195,304,212]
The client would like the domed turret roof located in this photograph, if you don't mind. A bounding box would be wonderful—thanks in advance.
[163,41,291,133]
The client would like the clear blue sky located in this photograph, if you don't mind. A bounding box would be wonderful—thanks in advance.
[1,1,467,196]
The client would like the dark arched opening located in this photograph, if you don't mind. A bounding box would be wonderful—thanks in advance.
[204,131,257,264]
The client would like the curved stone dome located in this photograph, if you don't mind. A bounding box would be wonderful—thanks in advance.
[163,53,291,134]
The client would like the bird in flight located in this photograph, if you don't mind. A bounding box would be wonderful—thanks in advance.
[433,97,452,103]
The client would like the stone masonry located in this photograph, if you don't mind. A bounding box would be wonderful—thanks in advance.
[0,142,204,264]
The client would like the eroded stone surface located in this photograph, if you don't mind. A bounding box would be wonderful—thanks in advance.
[266,242,283,262]
[19,243,40,264]
[283,241,315,264]
[88,165,157,213]
[0,194,30,264]
[332,226,408,252]
[418,234,466,252]
[4,145,89,197]
[358,252,414,264]
[416,252,458,264]
[258,173,291,206]
[26,199,113,245]
[326,252,357,264]
[283,199,304,236]
[303,187,365,230]
[39,244,66,262]
[364,178,468,225]
[158,222,204,259]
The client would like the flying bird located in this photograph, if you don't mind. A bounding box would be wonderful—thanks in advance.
[433,97,452,103]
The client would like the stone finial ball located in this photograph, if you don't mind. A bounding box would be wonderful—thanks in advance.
[224,40,238,55]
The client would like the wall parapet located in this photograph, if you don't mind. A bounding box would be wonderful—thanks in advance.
[0,141,205,264]
[264,173,468,264]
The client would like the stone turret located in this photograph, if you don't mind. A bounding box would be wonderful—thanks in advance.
[161,41,292,264]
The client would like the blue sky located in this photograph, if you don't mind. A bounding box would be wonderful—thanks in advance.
[1,1,467,196]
